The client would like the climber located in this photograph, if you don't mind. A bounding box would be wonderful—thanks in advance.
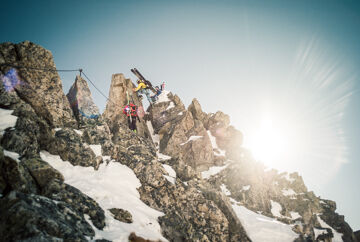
[123,102,139,133]
[151,86,162,103]
[133,79,153,104]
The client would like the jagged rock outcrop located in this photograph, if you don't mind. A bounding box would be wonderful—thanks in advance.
[0,41,76,128]
[103,73,151,139]
[67,75,101,127]
[0,191,94,241]
[148,93,216,171]
[114,120,249,241]
[0,41,357,242]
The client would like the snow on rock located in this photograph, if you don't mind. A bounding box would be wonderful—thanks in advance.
[162,164,176,185]
[281,173,295,183]
[156,90,171,103]
[290,212,301,220]
[157,152,172,161]
[89,145,102,157]
[207,130,226,156]
[270,200,283,218]
[220,184,231,196]
[166,102,175,110]
[201,163,229,179]
[317,215,343,242]
[146,121,159,146]
[0,108,17,135]
[242,185,251,191]
[74,129,83,136]
[178,112,183,115]
[3,150,20,163]
[54,128,62,132]
[230,198,298,242]
[282,189,297,196]
[180,136,203,146]
[40,151,167,242]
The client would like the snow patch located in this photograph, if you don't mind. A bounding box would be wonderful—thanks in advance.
[180,136,203,146]
[157,152,172,161]
[3,150,20,163]
[230,198,298,242]
[281,173,295,183]
[40,151,166,241]
[0,108,17,135]
[282,189,297,196]
[146,121,160,148]
[201,163,229,179]
[207,130,226,156]
[162,164,176,185]
[162,164,176,178]
[178,112,183,115]
[242,185,251,191]
[290,212,301,220]
[317,215,343,242]
[89,145,102,157]
[166,102,175,110]
[74,129,83,136]
[270,200,283,218]
[54,128,62,132]
[156,90,171,103]
[220,184,231,196]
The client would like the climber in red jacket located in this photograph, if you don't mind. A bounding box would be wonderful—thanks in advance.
[123,103,139,133]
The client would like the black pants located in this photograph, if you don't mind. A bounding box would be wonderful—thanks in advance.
[127,116,137,131]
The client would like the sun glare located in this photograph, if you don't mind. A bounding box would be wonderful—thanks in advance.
[240,37,354,187]
[246,114,300,171]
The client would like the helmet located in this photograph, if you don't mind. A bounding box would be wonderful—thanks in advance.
[137,79,141,84]
[155,86,159,89]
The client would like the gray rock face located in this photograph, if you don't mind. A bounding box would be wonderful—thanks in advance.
[0,100,53,158]
[46,128,97,167]
[103,73,151,139]
[67,75,101,127]
[0,191,94,241]
[22,157,64,188]
[0,41,76,128]
[42,179,105,230]
[0,149,39,194]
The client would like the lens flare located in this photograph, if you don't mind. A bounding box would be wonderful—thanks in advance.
[1,68,21,92]
[245,38,355,188]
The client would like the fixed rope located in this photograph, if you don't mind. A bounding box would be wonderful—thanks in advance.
[0,63,80,72]
[0,62,119,105]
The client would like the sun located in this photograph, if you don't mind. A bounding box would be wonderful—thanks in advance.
[245,114,301,171]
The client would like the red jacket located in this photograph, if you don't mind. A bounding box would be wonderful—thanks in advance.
[123,103,137,117]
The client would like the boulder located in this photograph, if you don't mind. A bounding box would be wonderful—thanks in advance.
[42,179,106,230]
[46,128,97,167]
[1,102,53,158]
[0,191,94,241]
[22,157,64,188]
[0,149,39,194]
[109,208,133,223]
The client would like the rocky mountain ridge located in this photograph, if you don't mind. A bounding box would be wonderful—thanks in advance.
[0,41,358,241]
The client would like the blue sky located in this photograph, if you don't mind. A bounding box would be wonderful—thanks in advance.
[1,0,360,230]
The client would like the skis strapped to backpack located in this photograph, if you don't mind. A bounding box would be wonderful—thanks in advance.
[131,68,156,93]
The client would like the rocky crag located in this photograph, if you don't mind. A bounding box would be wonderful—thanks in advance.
[0,41,358,241]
